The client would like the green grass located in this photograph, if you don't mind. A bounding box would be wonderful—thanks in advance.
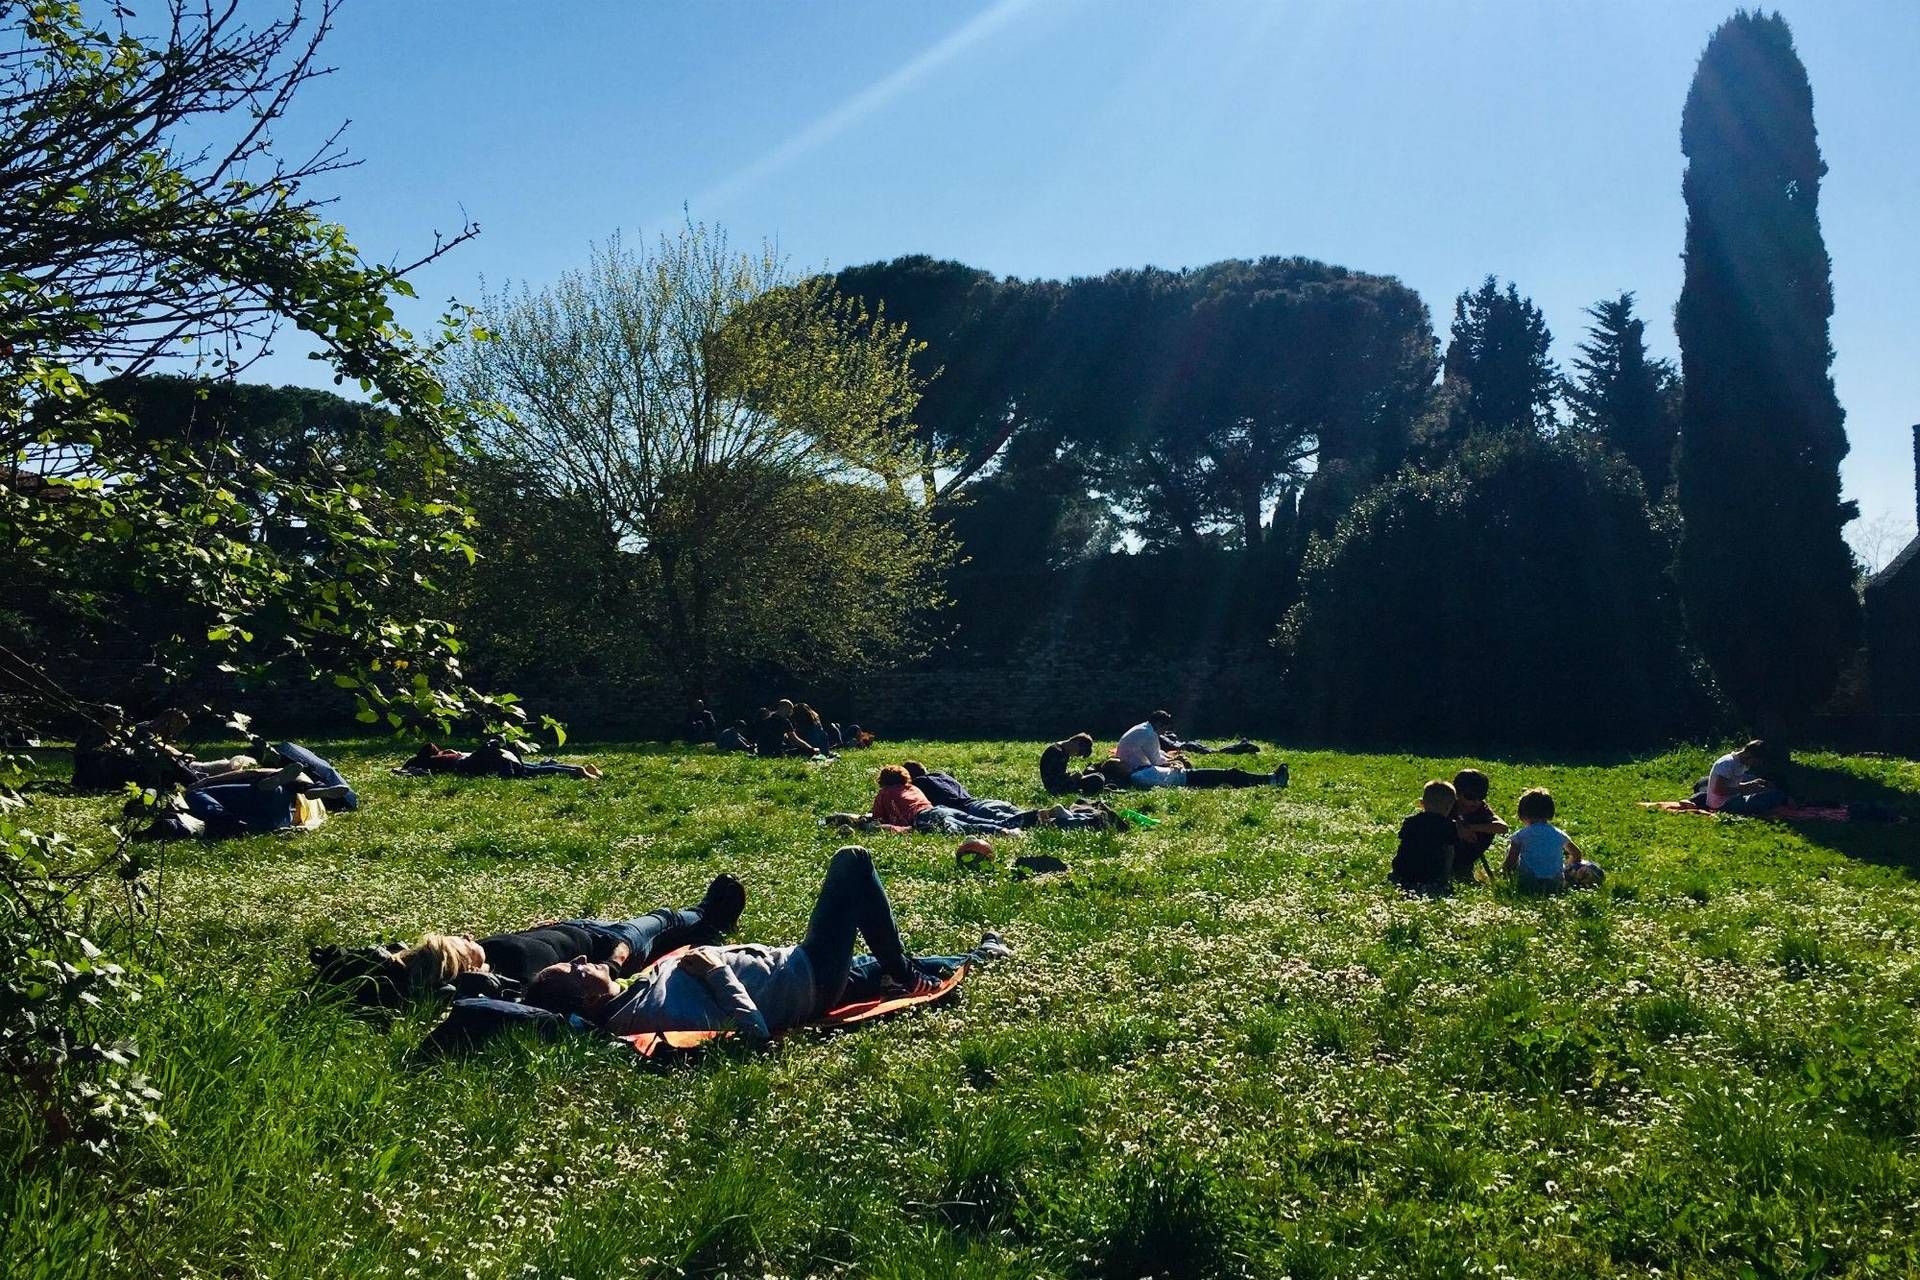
[7,740,1920,1278]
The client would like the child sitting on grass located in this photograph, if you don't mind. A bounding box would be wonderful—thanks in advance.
[1502,788,1593,891]
[1450,768,1509,882]
[1391,779,1460,893]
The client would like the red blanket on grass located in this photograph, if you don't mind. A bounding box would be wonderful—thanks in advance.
[614,949,968,1059]
[1639,800,1852,822]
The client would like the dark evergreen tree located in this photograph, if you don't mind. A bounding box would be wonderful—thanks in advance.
[1441,277,1557,441]
[1280,434,1700,749]
[1674,10,1858,735]
[1566,293,1679,495]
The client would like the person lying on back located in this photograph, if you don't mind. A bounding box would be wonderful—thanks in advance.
[355,875,748,1001]
[525,846,941,1042]
[398,738,602,779]
[902,760,1109,830]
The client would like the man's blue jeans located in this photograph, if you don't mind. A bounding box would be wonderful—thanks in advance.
[796,846,913,1013]
[1720,787,1787,815]
[276,742,359,810]
[564,905,716,971]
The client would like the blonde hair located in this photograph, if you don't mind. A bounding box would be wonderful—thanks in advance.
[395,933,476,992]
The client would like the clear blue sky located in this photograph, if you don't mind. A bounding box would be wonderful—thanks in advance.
[253,0,1920,532]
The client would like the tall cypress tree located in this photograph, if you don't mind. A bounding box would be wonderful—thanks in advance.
[1675,11,1858,735]
[1568,293,1678,496]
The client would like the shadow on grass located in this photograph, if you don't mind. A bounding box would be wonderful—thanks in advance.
[1771,760,1920,873]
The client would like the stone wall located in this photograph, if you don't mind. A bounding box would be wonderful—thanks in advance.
[842,653,1293,740]
[28,649,1297,743]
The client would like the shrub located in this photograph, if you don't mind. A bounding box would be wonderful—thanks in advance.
[1280,433,1703,749]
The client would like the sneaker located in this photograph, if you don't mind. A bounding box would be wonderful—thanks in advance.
[973,931,1014,961]
[883,969,939,999]
[1270,763,1290,788]
[303,783,352,803]
[698,873,747,935]
[581,763,604,780]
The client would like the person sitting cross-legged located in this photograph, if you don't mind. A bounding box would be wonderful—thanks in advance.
[1702,739,1788,815]
[525,846,960,1042]
[1114,711,1287,790]
[1040,733,1107,796]
[755,699,826,759]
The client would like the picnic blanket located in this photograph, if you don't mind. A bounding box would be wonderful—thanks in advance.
[1640,799,1854,822]
[616,952,968,1059]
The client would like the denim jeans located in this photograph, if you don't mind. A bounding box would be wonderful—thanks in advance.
[275,742,358,810]
[184,782,294,832]
[564,905,717,971]
[1719,787,1787,815]
[964,798,1025,823]
[915,806,1018,835]
[840,952,968,1004]
[796,846,913,1012]
[514,759,587,778]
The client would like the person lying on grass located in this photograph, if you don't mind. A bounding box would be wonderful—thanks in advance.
[160,741,358,837]
[868,764,1036,835]
[1502,788,1601,891]
[1113,710,1288,790]
[1157,730,1261,756]
[901,760,1116,830]
[355,875,749,1002]
[524,846,961,1043]
[396,738,603,780]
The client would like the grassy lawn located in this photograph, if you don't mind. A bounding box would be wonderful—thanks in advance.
[7,740,1920,1279]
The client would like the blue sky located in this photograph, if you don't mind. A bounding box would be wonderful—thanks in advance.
[253,0,1920,533]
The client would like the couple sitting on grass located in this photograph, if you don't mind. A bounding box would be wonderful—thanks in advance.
[1392,770,1601,895]
[824,762,1119,835]
[357,848,996,1044]
[1038,712,1285,794]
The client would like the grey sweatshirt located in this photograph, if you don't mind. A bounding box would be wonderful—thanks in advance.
[600,944,818,1041]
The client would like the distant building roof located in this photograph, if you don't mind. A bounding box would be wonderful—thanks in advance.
[1866,533,1920,597]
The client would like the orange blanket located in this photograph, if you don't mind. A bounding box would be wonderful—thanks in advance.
[1639,800,1852,821]
[615,950,967,1059]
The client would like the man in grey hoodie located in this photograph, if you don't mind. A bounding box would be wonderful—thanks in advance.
[524,846,939,1042]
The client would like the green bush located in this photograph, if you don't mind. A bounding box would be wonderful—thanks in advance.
[1282,433,1704,749]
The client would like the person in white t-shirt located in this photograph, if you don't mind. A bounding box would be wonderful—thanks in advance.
[1703,740,1786,814]
[1113,711,1287,790]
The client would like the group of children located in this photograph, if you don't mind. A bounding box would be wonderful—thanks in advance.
[1391,768,1601,895]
